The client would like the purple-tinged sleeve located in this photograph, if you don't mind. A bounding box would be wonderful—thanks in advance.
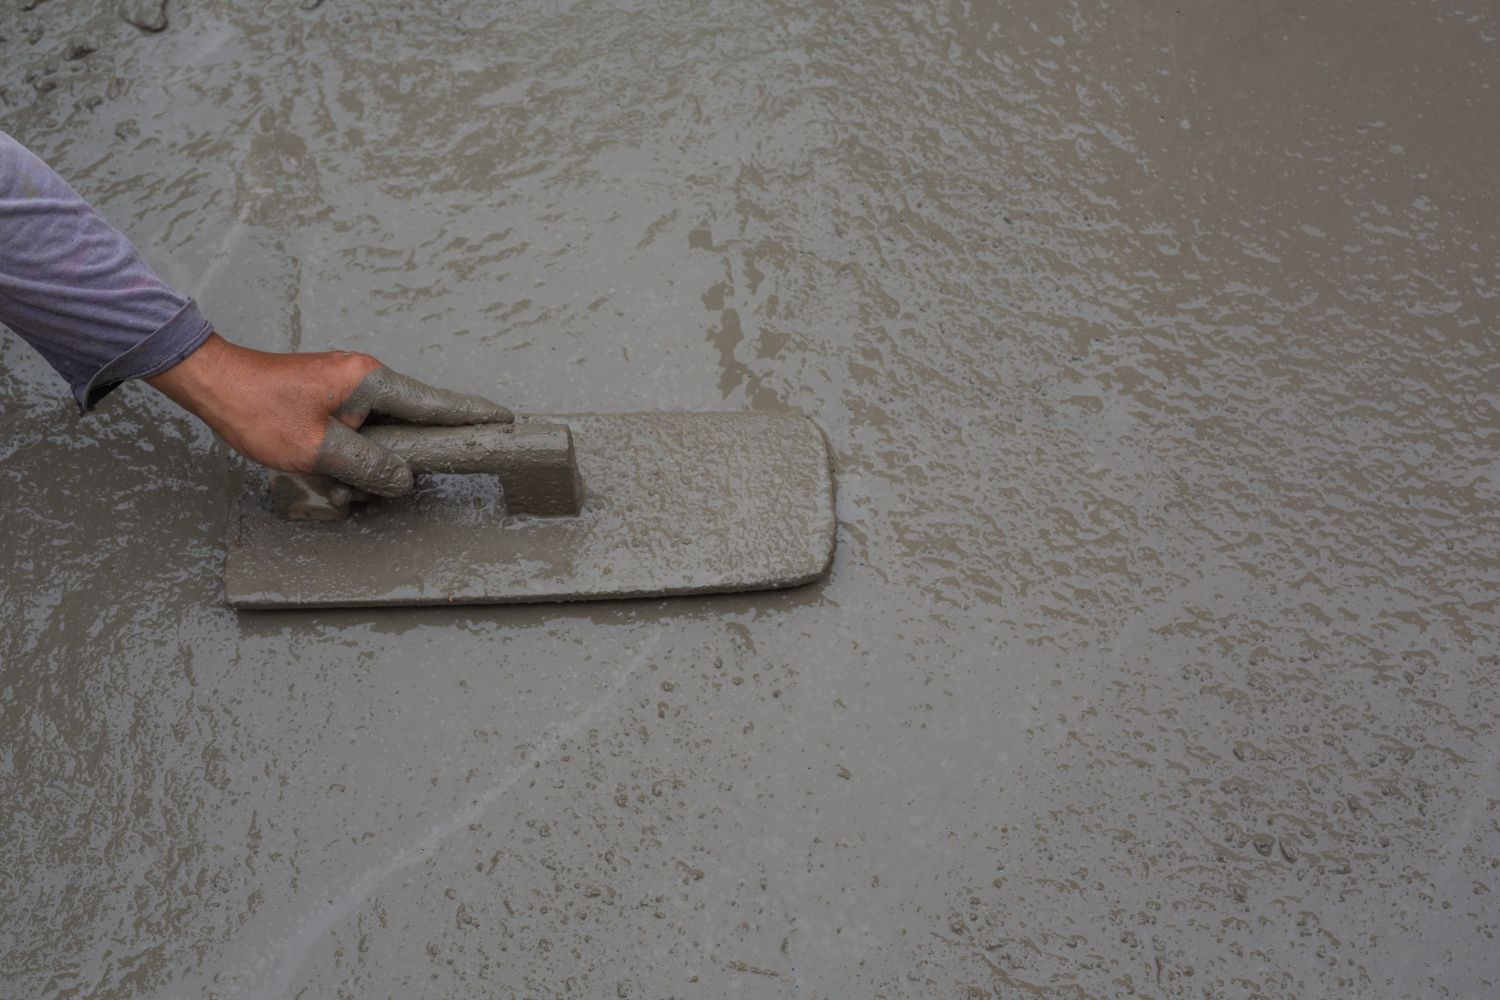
[0,130,213,412]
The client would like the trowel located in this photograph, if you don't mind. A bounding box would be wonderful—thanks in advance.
[223,412,835,609]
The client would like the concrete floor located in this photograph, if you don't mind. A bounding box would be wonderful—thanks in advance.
[2,1,1497,996]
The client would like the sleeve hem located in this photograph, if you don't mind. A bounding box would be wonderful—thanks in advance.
[74,299,214,413]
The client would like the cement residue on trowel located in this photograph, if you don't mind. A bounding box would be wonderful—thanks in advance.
[408,472,503,525]
[226,412,835,608]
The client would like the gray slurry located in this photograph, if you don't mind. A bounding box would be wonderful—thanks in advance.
[2,1,1498,997]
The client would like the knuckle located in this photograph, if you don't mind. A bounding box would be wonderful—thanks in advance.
[339,352,384,381]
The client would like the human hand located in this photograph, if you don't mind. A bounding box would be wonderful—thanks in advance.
[145,333,512,495]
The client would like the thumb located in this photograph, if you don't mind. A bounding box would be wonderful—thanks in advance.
[312,421,414,497]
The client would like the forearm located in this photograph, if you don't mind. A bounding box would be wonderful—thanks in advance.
[0,129,212,411]
[0,130,510,496]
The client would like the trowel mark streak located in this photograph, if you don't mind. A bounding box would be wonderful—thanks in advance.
[189,219,247,296]
[241,635,662,999]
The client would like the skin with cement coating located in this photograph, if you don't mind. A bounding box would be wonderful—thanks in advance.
[313,367,514,496]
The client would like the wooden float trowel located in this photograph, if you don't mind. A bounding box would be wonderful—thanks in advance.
[223,412,836,609]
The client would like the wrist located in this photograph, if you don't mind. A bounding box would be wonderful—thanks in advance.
[145,332,239,418]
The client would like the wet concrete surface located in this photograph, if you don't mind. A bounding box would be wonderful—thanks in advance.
[2,1,1497,996]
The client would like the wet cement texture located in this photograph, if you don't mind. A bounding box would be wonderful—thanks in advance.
[2,0,1497,996]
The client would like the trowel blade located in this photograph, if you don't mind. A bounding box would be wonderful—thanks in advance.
[223,412,835,609]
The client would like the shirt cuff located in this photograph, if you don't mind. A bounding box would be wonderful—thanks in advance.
[75,298,214,413]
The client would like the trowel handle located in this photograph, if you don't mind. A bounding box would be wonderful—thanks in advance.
[360,423,569,475]
[268,422,584,521]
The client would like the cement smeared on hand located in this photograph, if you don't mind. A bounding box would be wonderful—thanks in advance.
[311,367,515,495]
[334,367,514,427]
[277,421,582,520]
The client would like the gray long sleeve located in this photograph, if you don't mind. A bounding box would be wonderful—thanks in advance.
[0,130,212,412]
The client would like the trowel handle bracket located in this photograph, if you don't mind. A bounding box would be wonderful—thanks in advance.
[268,422,584,522]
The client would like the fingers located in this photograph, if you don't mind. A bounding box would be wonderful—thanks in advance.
[306,364,508,497]
[337,368,514,426]
[312,420,414,497]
